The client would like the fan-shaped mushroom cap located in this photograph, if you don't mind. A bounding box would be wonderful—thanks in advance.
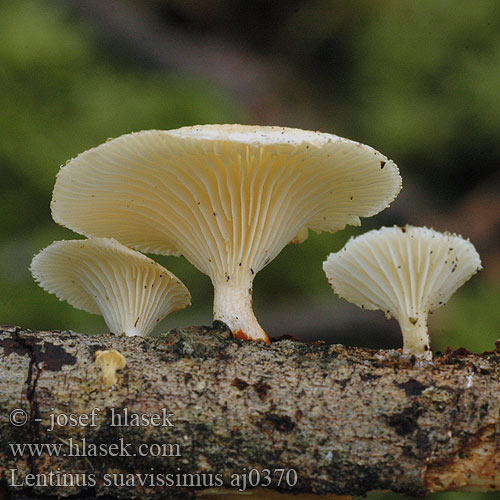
[51,125,402,342]
[30,238,191,337]
[95,349,126,388]
[323,225,482,358]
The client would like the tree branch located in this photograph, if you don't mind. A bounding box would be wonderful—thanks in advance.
[0,325,499,499]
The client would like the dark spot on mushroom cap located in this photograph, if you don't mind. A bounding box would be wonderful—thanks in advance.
[380,161,386,169]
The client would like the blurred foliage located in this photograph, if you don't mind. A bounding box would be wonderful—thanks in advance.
[0,0,240,333]
[350,0,500,202]
[1,0,499,359]
[433,279,500,353]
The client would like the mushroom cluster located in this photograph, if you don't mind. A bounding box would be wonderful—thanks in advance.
[31,122,482,356]
[50,125,402,342]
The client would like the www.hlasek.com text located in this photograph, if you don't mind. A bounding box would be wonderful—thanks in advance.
[10,437,181,458]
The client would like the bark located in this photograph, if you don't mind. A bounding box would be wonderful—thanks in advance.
[0,324,499,499]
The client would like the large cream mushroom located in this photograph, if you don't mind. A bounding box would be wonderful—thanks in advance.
[51,125,402,343]
[30,237,190,337]
[323,226,482,358]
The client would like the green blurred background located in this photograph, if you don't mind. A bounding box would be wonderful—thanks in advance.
[0,1,498,497]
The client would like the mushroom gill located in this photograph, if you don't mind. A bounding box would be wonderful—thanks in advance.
[323,225,482,358]
[30,237,191,337]
[51,125,402,342]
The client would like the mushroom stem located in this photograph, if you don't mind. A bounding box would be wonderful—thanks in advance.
[122,326,142,337]
[400,318,431,359]
[213,279,270,343]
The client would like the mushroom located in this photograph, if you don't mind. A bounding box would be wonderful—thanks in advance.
[51,125,402,342]
[30,237,191,337]
[323,225,482,358]
[95,349,126,388]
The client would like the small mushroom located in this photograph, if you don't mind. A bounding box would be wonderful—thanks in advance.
[51,125,402,342]
[95,349,126,388]
[30,237,191,336]
[323,225,482,358]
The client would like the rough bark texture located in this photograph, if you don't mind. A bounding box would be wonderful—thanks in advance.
[0,324,499,499]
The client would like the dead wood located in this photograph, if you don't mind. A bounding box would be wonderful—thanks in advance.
[0,324,499,499]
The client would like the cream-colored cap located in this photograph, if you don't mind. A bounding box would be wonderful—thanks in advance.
[323,226,482,357]
[30,237,191,337]
[51,125,402,342]
[95,349,126,388]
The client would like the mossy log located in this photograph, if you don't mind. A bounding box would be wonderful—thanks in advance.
[0,324,499,499]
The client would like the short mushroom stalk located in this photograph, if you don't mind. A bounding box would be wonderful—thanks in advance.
[399,316,430,357]
[212,273,265,342]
